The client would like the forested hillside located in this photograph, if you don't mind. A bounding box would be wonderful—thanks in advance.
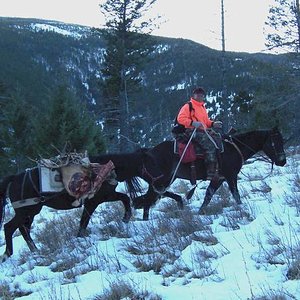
[0,17,299,175]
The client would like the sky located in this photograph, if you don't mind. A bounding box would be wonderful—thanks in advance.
[0,145,299,299]
[0,0,276,53]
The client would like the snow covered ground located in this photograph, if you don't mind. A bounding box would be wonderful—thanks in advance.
[0,148,300,300]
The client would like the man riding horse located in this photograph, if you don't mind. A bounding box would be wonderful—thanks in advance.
[175,87,223,179]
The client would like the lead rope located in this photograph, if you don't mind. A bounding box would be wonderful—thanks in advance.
[169,127,197,186]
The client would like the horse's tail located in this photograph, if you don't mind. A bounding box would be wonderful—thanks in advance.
[124,176,144,200]
[0,175,14,230]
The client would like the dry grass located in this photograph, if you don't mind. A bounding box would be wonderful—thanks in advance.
[0,280,32,299]
[123,205,218,277]
[92,278,162,300]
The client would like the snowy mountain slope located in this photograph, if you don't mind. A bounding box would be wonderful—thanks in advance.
[0,149,299,299]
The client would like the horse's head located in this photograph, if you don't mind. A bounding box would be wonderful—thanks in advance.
[140,148,167,194]
[263,127,287,166]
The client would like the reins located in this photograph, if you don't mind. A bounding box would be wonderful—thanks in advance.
[229,132,278,180]
[224,138,245,165]
[231,133,276,164]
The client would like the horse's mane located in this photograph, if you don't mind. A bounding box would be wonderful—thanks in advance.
[0,175,15,195]
[232,129,270,142]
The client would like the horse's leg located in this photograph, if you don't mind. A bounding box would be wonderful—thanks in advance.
[132,187,160,221]
[114,192,132,223]
[227,176,242,205]
[78,191,132,237]
[18,215,38,252]
[78,199,100,237]
[199,178,224,214]
[132,194,150,220]
[163,191,184,209]
[142,192,162,220]
[1,213,27,261]
[142,205,151,221]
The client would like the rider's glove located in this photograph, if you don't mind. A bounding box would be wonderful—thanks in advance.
[213,121,223,128]
[192,121,204,129]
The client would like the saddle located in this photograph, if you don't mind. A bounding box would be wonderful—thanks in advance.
[174,140,204,163]
[174,140,204,185]
[39,153,117,207]
[174,134,223,185]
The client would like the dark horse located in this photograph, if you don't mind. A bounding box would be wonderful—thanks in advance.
[0,167,134,262]
[132,128,287,218]
[0,150,181,261]
[88,152,184,216]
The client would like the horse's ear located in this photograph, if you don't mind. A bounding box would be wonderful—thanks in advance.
[283,136,292,145]
[140,148,150,154]
[135,147,148,154]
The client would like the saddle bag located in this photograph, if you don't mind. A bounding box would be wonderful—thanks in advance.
[39,166,64,193]
[177,142,197,163]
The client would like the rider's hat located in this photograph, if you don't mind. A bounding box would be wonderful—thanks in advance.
[192,87,206,95]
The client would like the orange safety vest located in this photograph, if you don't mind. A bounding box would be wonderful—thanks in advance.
[177,98,213,129]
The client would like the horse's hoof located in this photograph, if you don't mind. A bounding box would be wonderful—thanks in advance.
[199,208,207,215]
[142,216,149,221]
[77,228,90,237]
[0,253,9,263]
[177,201,184,210]
[122,214,132,223]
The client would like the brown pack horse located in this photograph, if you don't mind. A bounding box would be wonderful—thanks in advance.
[132,127,287,219]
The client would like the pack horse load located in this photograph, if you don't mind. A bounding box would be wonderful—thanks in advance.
[0,152,122,262]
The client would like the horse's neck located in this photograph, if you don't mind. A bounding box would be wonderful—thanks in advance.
[233,131,267,161]
[151,141,175,166]
[91,153,141,177]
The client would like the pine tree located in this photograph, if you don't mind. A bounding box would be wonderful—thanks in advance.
[100,0,159,151]
[34,86,105,158]
[0,87,36,174]
[265,0,300,52]
[265,0,300,141]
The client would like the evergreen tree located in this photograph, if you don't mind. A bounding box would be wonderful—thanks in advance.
[34,86,105,158]
[0,86,36,175]
[265,0,300,141]
[231,91,255,130]
[100,0,159,151]
[265,0,300,52]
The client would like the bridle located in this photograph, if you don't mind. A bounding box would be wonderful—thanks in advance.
[265,131,286,162]
[230,130,284,165]
[230,130,285,180]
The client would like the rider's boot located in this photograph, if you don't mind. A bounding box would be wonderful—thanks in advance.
[205,151,218,180]
[205,161,218,180]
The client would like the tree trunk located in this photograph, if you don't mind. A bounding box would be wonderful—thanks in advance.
[221,0,230,131]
